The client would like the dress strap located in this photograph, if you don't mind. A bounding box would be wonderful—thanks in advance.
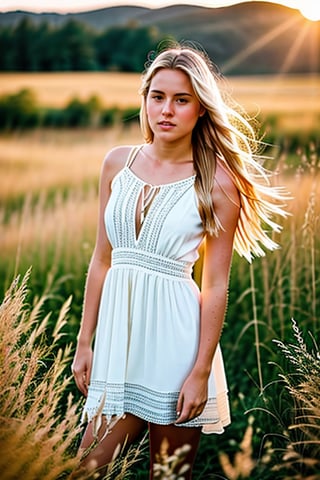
[125,145,143,168]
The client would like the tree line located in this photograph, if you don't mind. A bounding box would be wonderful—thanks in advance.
[0,88,140,129]
[0,18,168,72]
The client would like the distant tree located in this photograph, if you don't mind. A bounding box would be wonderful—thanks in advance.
[96,24,161,71]
[0,18,168,72]
[95,27,122,70]
[50,20,97,71]
[0,27,15,70]
[0,88,39,129]
[11,18,37,71]
[32,22,55,71]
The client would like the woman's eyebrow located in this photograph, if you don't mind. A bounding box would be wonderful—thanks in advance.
[150,89,193,97]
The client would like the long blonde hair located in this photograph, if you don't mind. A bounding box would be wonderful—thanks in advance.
[139,44,287,261]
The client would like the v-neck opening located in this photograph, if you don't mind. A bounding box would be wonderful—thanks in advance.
[134,183,161,244]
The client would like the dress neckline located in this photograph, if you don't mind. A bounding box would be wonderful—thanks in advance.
[126,166,196,188]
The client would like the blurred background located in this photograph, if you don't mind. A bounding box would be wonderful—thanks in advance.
[0,1,319,479]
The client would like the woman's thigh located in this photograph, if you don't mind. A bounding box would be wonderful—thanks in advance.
[80,413,147,471]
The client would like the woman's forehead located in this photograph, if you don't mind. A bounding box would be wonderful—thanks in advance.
[149,68,193,92]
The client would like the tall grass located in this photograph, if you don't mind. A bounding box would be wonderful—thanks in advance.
[0,269,84,480]
[207,147,320,479]
[0,270,151,480]
[272,318,320,479]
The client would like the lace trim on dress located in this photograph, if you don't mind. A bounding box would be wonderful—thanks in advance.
[112,248,193,280]
[82,380,230,434]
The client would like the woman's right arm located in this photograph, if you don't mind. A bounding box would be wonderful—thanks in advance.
[71,145,130,396]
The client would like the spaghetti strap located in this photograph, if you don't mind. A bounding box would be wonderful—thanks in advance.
[126,145,143,168]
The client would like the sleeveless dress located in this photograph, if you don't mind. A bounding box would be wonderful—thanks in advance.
[82,145,231,434]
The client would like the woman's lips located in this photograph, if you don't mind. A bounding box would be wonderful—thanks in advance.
[158,121,176,129]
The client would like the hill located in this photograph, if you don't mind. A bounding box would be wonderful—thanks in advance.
[0,2,318,74]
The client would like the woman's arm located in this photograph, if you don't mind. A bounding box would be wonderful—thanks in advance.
[176,164,240,423]
[71,146,130,396]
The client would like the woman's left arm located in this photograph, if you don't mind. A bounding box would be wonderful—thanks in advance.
[176,166,240,424]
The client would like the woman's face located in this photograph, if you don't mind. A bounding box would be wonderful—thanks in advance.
[146,68,204,144]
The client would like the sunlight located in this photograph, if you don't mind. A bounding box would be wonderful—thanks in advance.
[221,4,318,76]
[220,4,319,121]
[278,22,310,73]
[299,0,320,21]
[221,15,300,73]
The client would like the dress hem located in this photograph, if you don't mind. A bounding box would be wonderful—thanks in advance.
[81,382,231,435]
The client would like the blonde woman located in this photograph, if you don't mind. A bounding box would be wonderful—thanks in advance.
[71,44,286,478]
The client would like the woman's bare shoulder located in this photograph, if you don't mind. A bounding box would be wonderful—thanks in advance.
[101,145,138,180]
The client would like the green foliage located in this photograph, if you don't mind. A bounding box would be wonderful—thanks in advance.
[120,106,140,127]
[101,107,118,127]
[262,114,320,166]
[0,18,166,72]
[95,24,160,72]
[0,89,126,129]
[0,88,40,129]
[64,97,96,127]
[52,20,98,71]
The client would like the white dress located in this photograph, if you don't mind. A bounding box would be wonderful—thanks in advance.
[82,145,231,434]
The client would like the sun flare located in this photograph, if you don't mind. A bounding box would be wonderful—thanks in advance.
[299,0,320,21]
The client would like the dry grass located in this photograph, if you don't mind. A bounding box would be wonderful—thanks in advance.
[2,187,98,281]
[0,72,142,108]
[0,72,319,130]
[0,270,148,480]
[219,416,256,479]
[0,126,143,287]
[0,270,85,480]
[153,438,192,479]
[272,318,320,479]
[0,125,142,202]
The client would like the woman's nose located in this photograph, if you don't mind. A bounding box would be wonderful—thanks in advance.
[162,99,173,116]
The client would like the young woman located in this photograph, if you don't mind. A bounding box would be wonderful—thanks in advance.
[71,44,286,478]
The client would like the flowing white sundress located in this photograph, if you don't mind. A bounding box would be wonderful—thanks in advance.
[82,145,231,434]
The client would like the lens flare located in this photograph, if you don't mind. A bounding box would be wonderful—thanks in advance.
[299,0,320,21]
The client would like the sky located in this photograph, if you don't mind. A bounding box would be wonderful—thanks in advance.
[0,0,309,15]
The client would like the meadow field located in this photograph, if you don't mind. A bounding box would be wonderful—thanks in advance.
[0,72,319,479]
[1,72,319,130]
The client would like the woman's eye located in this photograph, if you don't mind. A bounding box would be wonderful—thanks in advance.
[177,98,188,104]
[152,95,163,101]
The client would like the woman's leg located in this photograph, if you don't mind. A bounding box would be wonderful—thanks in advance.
[78,413,147,475]
[149,423,201,480]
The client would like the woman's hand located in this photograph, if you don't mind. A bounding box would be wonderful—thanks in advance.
[71,345,93,397]
[175,370,208,424]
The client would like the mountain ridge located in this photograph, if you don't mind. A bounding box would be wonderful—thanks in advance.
[0,2,318,74]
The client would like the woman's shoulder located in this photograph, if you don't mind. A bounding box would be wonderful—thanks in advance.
[101,144,140,180]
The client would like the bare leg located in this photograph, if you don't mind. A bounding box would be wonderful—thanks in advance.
[149,423,201,480]
[77,413,147,476]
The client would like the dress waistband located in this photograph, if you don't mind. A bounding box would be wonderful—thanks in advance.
[111,248,192,280]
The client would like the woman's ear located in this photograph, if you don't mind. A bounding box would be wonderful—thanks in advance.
[199,106,206,117]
